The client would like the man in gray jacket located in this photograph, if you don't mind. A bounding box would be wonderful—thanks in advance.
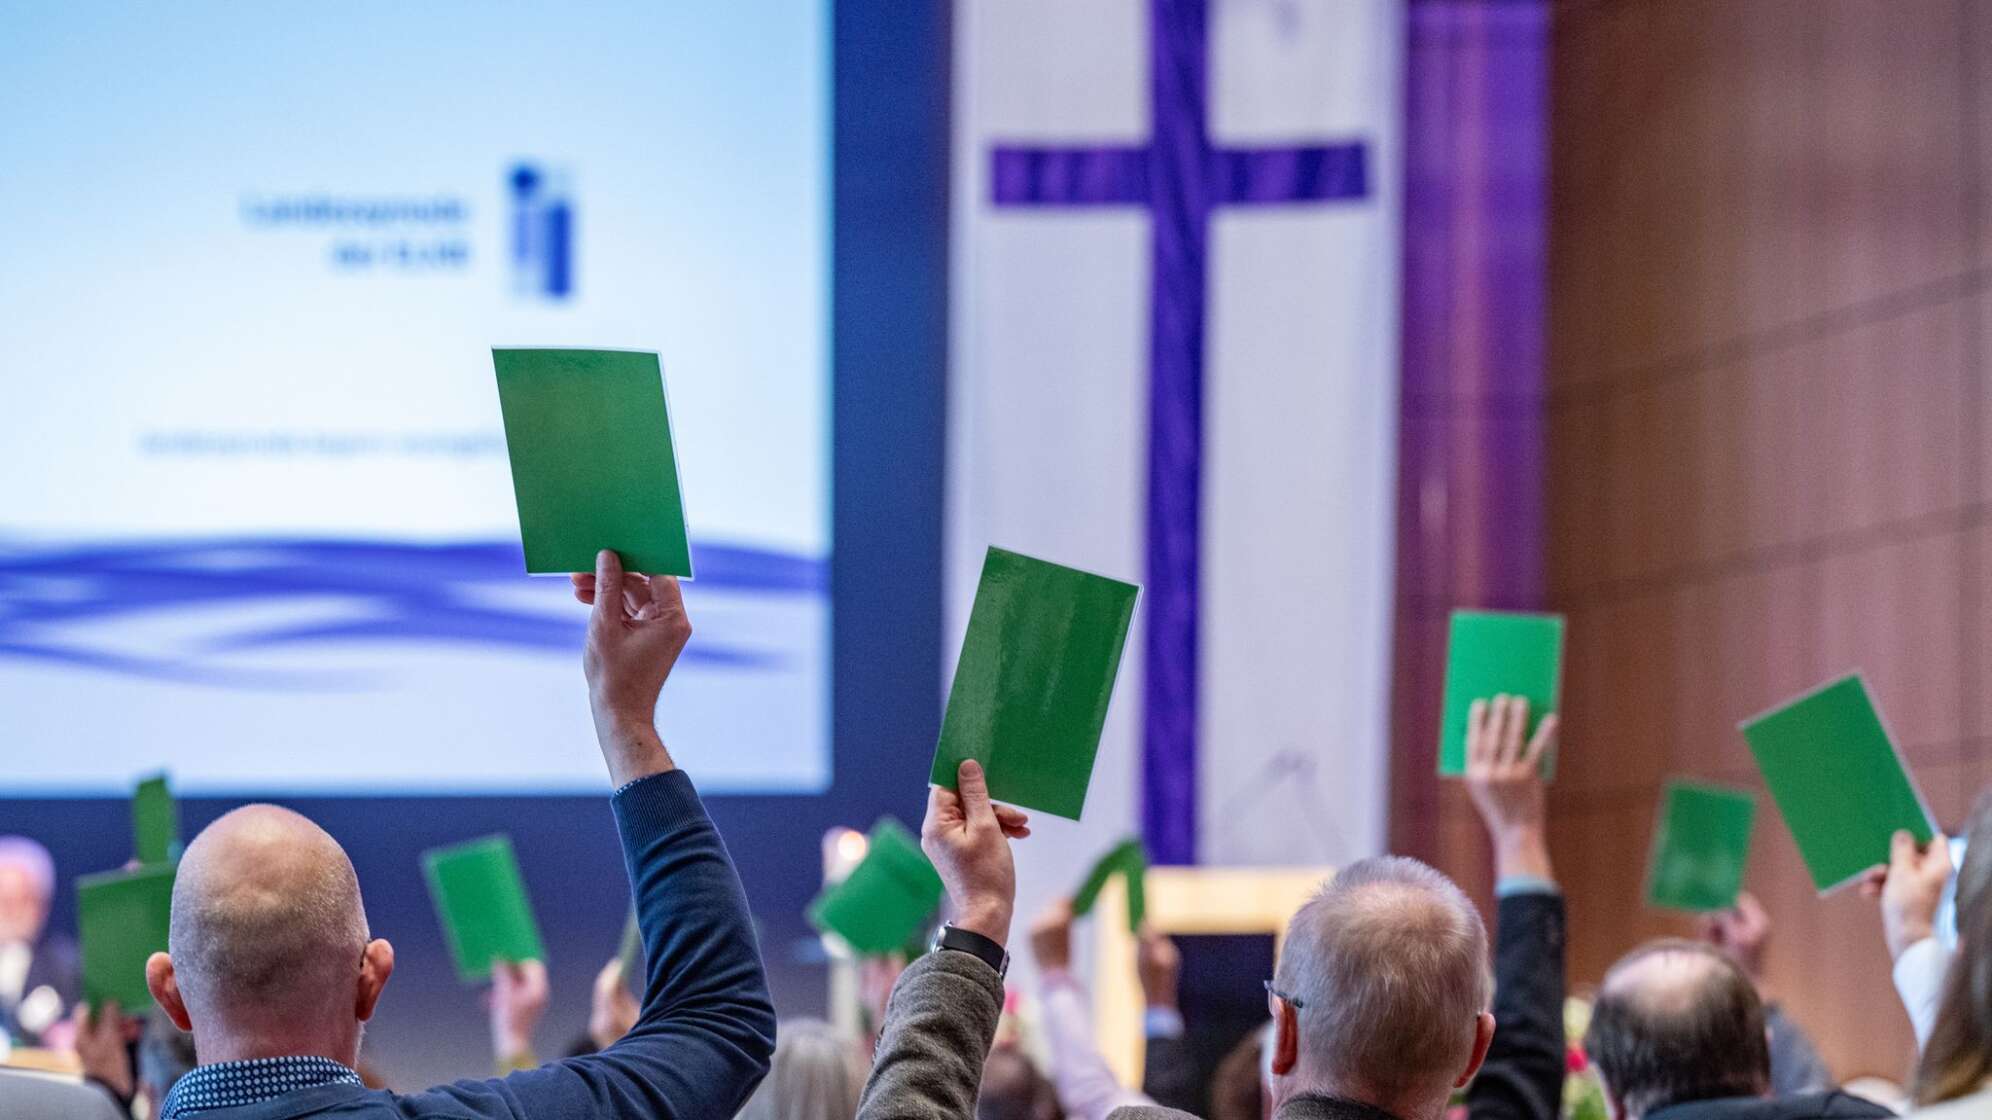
[858,694,1568,1120]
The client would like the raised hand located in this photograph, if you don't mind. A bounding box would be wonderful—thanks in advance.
[573,550,691,785]
[70,1000,135,1103]
[921,760,1030,948]
[1463,695,1557,881]
[488,959,550,1066]
[1136,926,1182,1012]
[1029,898,1075,972]
[1860,831,1951,959]
[1700,891,1771,981]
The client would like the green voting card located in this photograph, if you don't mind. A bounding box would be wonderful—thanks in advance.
[808,819,944,956]
[77,863,175,1011]
[1437,610,1565,778]
[1072,837,1147,930]
[931,547,1140,819]
[492,348,693,577]
[421,835,547,983]
[1742,673,1934,893]
[1644,781,1757,912]
[132,773,180,866]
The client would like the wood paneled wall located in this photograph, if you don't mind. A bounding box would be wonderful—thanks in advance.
[1543,0,1988,1082]
[1393,0,1991,1083]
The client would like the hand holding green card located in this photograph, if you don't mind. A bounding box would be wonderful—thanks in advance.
[1644,781,1757,912]
[931,547,1140,820]
[492,348,693,577]
[78,863,176,1011]
[808,819,945,956]
[132,773,180,866]
[1437,610,1565,778]
[1741,673,1935,893]
[421,835,547,983]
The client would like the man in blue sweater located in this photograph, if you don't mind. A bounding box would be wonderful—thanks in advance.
[139,550,776,1119]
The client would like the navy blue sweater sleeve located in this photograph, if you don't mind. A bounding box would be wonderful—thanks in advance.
[403,770,776,1119]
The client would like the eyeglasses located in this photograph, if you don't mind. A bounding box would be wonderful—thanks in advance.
[1263,979,1305,1010]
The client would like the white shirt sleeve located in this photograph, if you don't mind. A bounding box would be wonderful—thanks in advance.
[1894,936,1952,1049]
[1036,968,1155,1120]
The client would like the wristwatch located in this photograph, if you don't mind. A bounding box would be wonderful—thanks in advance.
[933,923,1009,979]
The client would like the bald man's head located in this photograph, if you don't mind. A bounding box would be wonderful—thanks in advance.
[1585,940,1769,1120]
[166,806,370,1026]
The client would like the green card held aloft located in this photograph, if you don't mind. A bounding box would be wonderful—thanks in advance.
[421,835,547,983]
[1644,781,1757,912]
[492,348,692,577]
[1741,673,1934,893]
[1072,837,1148,931]
[932,547,1140,820]
[132,773,180,866]
[1437,610,1565,778]
[78,863,175,1012]
[808,819,944,956]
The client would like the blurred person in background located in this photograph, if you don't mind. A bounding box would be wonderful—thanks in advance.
[1027,900,1189,1118]
[1582,940,1887,1120]
[978,1046,1064,1120]
[1909,796,1992,1108]
[0,835,76,1046]
[1697,894,1834,1095]
[735,1017,868,1120]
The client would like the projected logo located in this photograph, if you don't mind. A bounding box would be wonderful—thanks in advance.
[508,162,575,301]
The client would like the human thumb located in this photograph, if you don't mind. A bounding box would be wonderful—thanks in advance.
[592,550,624,628]
[956,759,993,823]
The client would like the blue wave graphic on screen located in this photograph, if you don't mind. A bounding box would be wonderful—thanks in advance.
[0,538,824,690]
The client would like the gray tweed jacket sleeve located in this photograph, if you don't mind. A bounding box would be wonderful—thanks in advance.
[856,949,1009,1120]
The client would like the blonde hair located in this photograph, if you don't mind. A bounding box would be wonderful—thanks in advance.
[736,1018,867,1120]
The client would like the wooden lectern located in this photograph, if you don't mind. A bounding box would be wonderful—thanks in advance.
[1090,865,1333,1086]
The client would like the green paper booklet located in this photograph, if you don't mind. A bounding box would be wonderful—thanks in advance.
[931,547,1140,819]
[492,348,692,577]
[132,773,180,866]
[77,863,176,1011]
[1437,610,1565,777]
[1741,673,1934,893]
[422,835,547,983]
[1644,781,1757,912]
[808,819,944,956]
[1072,837,1147,931]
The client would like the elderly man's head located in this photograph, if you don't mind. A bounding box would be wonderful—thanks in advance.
[1267,857,1495,1119]
[0,836,56,944]
[145,806,394,1065]
[1584,940,1770,1120]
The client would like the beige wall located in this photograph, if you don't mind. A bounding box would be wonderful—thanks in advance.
[1544,0,1989,1082]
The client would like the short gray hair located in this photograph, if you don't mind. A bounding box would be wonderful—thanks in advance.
[1274,856,1492,1099]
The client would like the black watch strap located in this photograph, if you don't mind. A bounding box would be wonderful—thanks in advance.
[934,924,1009,979]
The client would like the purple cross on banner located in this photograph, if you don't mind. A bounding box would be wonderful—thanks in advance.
[989,0,1369,866]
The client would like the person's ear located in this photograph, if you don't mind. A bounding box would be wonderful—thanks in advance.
[1271,997,1301,1077]
[356,939,395,1022]
[145,952,192,1031]
[1453,1011,1496,1087]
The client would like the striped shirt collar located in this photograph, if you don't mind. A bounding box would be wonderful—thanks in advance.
[160,1055,363,1117]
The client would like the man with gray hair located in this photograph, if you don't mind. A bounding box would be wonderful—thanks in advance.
[0,834,77,1045]
[859,694,1569,1120]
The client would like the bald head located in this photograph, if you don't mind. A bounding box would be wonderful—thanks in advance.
[168,806,369,1026]
[1274,857,1493,1106]
[1585,940,1769,1120]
